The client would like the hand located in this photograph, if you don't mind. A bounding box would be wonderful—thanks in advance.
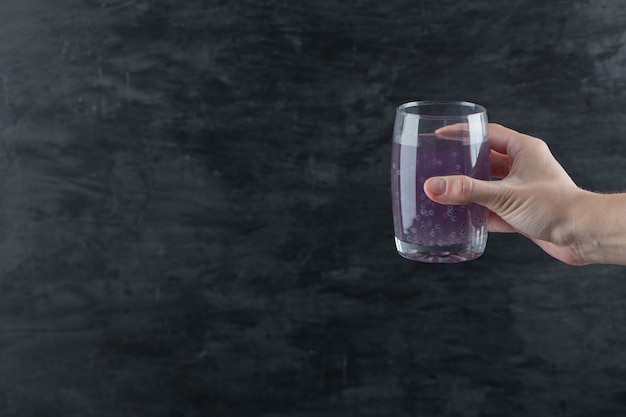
[423,123,590,265]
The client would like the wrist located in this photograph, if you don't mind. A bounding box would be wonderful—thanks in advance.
[561,190,596,265]
[566,191,626,265]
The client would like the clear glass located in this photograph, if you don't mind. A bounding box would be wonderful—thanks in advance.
[391,101,490,263]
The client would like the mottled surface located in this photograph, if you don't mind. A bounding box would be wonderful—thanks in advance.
[1,0,626,416]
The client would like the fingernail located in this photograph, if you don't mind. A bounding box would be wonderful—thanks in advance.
[426,177,447,196]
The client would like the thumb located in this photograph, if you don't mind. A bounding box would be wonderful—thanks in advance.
[423,176,499,207]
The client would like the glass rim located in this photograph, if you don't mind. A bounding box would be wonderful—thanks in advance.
[396,100,486,119]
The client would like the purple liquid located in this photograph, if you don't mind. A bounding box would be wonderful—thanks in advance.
[391,134,490,262]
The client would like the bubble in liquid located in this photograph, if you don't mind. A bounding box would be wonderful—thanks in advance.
[437,240,444,246]
[410,227,417,233]
[455,164,461,170]
[451,216,457,222]
[450,232,456,237]
[396,170,401,175]
[430,230,436,237]
[435,224,441,230]
[428,210,434,216]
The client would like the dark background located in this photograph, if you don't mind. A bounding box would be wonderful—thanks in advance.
[1,0,626,416]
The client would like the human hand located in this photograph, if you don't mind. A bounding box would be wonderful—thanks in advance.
[423,123,590,265]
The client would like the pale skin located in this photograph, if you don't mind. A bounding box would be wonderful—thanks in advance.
[423,123,626,266]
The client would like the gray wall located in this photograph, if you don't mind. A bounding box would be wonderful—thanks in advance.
[1,0,626,415]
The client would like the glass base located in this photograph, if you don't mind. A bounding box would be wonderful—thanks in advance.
[395,236,486,263]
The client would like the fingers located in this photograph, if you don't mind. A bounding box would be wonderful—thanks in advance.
[434,125,510,178]
[437,123,531,157]
[424,175,499,208]
[424,177,517,233]
[485,123,520,155]
[490,150,509,178]
[434,124,470,141]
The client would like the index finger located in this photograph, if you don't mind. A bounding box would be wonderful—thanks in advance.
[486,123,523,155]
[436,123,531,156]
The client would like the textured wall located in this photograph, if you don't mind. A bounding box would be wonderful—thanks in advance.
[1,0,626,416]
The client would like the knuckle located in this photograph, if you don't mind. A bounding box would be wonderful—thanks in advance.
[528,137,550,152]
[452,176,473,202]
[460,177,473,198]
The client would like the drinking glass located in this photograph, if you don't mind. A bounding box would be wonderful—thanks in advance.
[391,101,490,263]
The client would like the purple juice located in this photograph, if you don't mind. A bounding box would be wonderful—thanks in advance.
[391,133,490,262]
